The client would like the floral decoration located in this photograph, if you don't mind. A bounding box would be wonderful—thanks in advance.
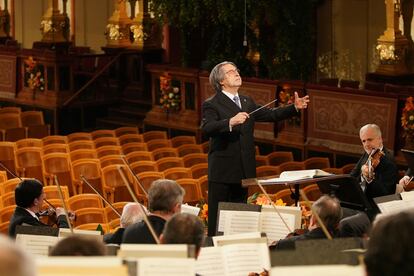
[401,96,414,147]
[197,201,208,227]
[159,72,180,112]
[24,56,45,94]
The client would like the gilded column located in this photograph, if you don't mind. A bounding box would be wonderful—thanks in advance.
[106,0,132,47]
[40,0,70,42]
[376,0,410,75]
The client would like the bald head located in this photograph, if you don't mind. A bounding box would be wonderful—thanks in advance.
[120,203,147,228]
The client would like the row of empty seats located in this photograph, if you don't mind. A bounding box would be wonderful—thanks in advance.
[0,107,51,141]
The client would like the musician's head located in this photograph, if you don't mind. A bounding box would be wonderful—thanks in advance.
[309,195,342,231]
[148,179,185,216]
[0,234,35,276]
[14,179,44,212]
[160,213,205,258]
[49,235,106,256]
[365,211,414,276]
[209,61,241,94]
[359,124,383,154]
[120,202,147,228]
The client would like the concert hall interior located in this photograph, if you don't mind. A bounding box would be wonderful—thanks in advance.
[0,1,414,276]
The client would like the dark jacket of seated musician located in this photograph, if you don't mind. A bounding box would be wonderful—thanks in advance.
[103,203,147,245]
[8,179,69,238]
[274,195,342,250]
[122,179,185,244]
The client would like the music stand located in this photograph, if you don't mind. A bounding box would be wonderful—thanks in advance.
[215,202,261,236]
[402,149,414,172]
[315,174,379,218]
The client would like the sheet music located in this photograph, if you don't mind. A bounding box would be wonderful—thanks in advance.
[212,232,262,247]
[222,211,261,235]
[377,200,414,215]
[270,264,365,276]
[118,244,189,258]
[196,242,270,276]
[222,243,270,276]
[181,204,200,216]
[196,247,226,276]
[259,212,295,243]
[15,234,59,256]
[400,191,414,201]
[259,169,331,183]
[138,258,195,276]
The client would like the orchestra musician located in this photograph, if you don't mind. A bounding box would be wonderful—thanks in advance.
[273,195,342,250]
[350,124,398,199]
[8,179,70,237]
[201,61,310,236]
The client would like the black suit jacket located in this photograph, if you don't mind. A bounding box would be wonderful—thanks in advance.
[103,228,125,245]
[201,92,298,183]
[122,215,166,244]
[350,148,398,199]
[274,227,336,250]
[8,206,69,237]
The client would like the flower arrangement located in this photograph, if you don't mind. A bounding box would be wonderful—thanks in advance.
[24,56,45,94]
[197,201,208,227]
[401,96,414,148]
[159,72,180,112]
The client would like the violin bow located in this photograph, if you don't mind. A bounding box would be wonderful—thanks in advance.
[80,175,121,218]
[53,175,74,234]
[0,161,56,210]
[299,190,332,240]
[121,155,148,197]
[255,179,292,233]
[117,165,160,244]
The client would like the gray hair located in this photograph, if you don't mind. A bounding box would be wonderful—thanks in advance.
[0,235,35,276]
[209,61,237,93]
[148,179,185,213]
[312,195,343,229]
[360,124,382,138]
[120,203,147,228]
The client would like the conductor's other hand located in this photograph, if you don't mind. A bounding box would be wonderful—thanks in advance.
[230,112,249,127]
[294,91,310,109]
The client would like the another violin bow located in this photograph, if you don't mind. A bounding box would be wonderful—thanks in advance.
[53,175,74,234]
[80,175,121,218]
[117,165,160,244]
[0,161,56,210]
[121,155,148,197]
[255,179,292,233]
[299,189,332,240]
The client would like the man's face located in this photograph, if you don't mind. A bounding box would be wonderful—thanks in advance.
[360,127,382,154]
[220,64,242,92]
[33,191,45,212]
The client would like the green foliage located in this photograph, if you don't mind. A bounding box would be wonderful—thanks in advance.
[150,0,324,80]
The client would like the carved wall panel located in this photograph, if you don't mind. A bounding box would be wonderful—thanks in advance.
[0,55,16,99]
[307,88,398,154]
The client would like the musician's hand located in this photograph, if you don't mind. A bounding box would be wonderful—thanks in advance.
[55,207,66,217]
[399,176,411,188]
[230,112,249,127]
[294,91,309,110]
[361,164,374,182]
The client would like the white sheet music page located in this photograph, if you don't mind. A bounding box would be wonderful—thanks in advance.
[259,169,331,183]
[196,247,226,276]
[270,264,365,276]
[222,211,261,235]
[212,232,262,247]
[138,258,195,276]
[15,234,59,257]
[181,204,200,216]
[259,211,295,243]
[222,243,270,276]
[377,200,414,215]
[400,190,414,201]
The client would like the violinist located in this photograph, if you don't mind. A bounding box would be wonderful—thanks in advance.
[8,179,70,238]
[273,195,342,250]
[350,124,398,199]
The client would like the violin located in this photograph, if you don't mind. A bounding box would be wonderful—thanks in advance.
[365,148,384,180]
[285,228,308,238]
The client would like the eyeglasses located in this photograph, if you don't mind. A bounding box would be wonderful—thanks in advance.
[224,68,240,76]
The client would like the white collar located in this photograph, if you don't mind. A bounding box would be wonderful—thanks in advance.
[25,208,39,220]
[222,90,239,101]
